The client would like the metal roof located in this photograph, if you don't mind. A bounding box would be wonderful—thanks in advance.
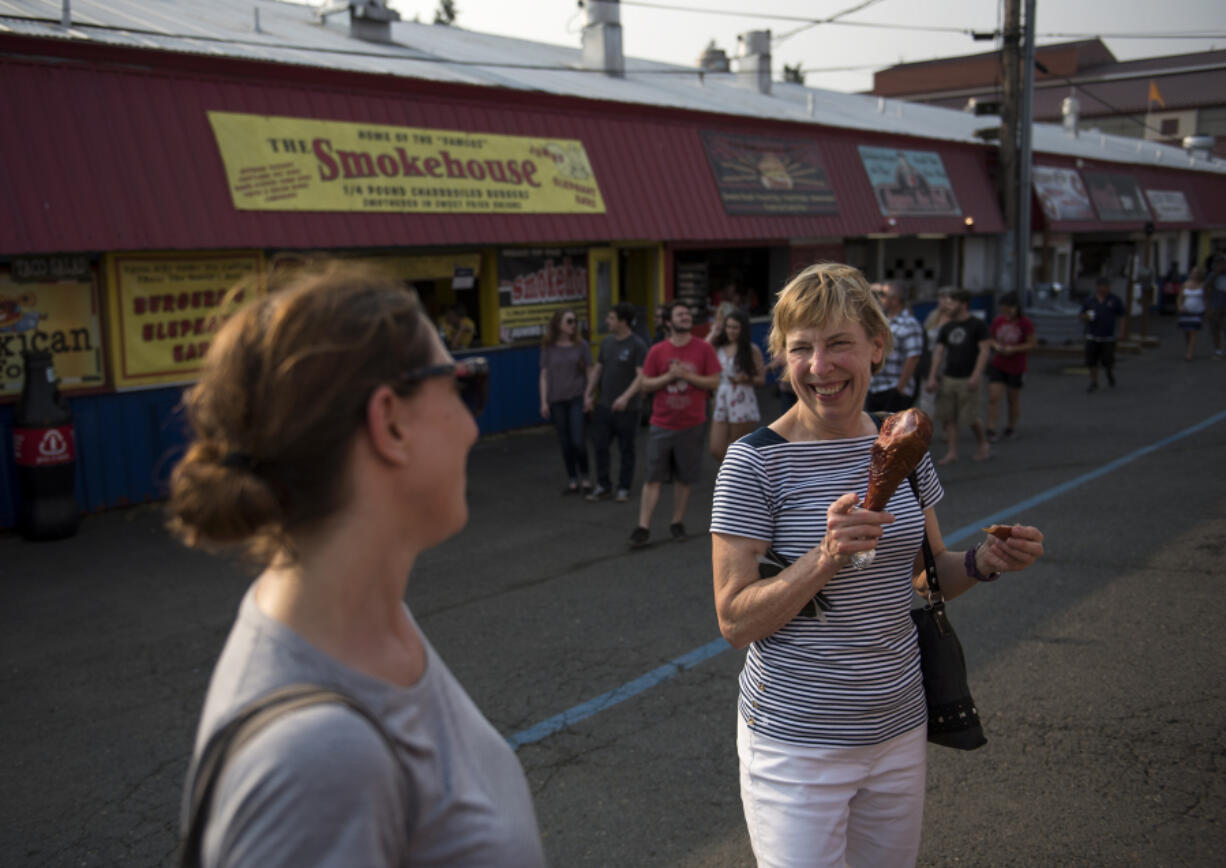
[2,0,1222,175]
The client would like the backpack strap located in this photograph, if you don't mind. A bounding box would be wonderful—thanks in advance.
[179,684,404,868]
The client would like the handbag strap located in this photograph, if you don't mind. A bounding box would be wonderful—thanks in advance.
[906,472,942,603]
[179,683,405,868]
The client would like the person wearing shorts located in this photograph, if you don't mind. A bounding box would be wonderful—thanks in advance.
[629,301,721,547]
[924,288,991,464]
[985,291,1036,441]
[1080,278,1125,392]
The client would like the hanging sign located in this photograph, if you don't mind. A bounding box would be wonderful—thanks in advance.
[208,111,605,215]
[858,146,961,216]
[106,251,264,389]
[0,269,104,398]
[700,132,838,216]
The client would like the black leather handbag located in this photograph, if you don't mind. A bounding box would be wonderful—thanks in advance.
[907,474,987,751]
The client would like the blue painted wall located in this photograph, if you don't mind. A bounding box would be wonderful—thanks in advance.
[1,346,544,528]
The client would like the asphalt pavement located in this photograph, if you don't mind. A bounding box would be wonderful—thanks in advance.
[3,322,1225,867]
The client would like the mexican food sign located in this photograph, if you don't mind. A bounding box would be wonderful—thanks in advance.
[207,111,605,215]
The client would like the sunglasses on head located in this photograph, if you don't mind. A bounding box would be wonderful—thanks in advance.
[398,356,490,416]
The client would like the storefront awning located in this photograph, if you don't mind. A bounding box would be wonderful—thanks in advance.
[1,41,1004,255]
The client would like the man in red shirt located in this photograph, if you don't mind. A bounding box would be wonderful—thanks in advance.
[629,300,722,547]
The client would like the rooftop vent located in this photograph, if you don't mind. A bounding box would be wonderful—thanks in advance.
[582,0,624,78]
[735,30,771,95]
[1183,135,1214,161]
[348,1,400,45]
[1061,93,1080,137]
[698,42,730,73]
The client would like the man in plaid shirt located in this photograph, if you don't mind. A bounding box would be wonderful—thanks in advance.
[866,282,925,412]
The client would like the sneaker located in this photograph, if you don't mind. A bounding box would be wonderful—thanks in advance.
[615,489,630,503]
[1003,428,1014,441]
[1106,370,1116,388]
[585,486,611,502]
[986,428,998,443]
[628,526,650,548]
[670,522,687,542]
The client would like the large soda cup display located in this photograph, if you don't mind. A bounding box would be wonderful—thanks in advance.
[13,349,80,541]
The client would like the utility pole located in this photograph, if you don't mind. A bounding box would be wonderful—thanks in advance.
[999,0,1020,292]
[1016,0,1036,300]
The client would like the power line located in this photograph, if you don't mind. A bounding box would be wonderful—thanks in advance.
[775,0,888,43]
[612,1,1226,40]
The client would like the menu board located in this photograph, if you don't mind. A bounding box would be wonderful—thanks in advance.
[674,262,709,324]
[1145,189,1193,223]
[700,132,839,216]
[1082,171,1151,222]
[1032,166,1095,222]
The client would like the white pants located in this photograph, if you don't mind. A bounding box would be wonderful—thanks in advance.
[737,717,927,868]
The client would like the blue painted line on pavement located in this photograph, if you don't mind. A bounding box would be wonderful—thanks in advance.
[508,409,1226,751]
[944,407,1226,544]
[507,637,730,749]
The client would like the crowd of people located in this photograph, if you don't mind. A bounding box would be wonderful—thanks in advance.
[177,251,1226,866]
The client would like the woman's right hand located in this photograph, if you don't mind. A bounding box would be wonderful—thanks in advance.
[820,492,894,565]
[540,403,550,420]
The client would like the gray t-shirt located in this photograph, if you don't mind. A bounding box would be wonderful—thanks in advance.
[596,333,648,410]
[540,341,589,404]
[186,590,545,868]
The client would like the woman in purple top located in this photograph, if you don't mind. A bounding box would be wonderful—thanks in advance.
[539,308,592,494]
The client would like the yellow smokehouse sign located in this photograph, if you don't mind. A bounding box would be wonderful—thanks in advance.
[207,111,605,215]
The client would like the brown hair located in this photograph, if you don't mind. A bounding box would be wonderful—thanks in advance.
[167,260,434,564]
[541,308,577,347]
[768,263,891,380]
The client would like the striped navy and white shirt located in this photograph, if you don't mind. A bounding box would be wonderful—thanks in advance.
[710,425,944,748]
[869,309,925,398]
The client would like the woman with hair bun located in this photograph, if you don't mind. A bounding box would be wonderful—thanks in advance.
[171,262,544,868]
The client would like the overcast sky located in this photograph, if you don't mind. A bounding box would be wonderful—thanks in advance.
[386,0,1225,92]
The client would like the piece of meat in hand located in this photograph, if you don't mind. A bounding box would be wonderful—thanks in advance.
[863,408,934,511]
[981,524,1014,540]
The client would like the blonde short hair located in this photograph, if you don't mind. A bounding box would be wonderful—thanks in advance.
[768,263,892,379]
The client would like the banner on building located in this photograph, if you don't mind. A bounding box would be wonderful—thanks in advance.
[1,266,104,398]
[497,249,589,344]
[700,132,838,216]
[1144,189,1193,223]
[208,111,605,215]
[1082,171,1151,222]
[858,146,961,216]
[106,252,264,389]
[1032,166,1095,221]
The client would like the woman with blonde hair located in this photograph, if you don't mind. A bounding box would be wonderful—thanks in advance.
[172,262,544,867]
[711,262,1045,867]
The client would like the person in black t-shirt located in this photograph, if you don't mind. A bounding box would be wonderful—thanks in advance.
[923,289,991,464]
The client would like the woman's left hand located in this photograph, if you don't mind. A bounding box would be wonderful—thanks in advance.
[978,525,1044,574]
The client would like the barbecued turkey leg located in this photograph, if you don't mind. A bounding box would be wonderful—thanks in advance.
[849,408,934,569]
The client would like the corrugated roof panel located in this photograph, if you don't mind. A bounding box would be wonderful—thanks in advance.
[3,0,1221,176]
